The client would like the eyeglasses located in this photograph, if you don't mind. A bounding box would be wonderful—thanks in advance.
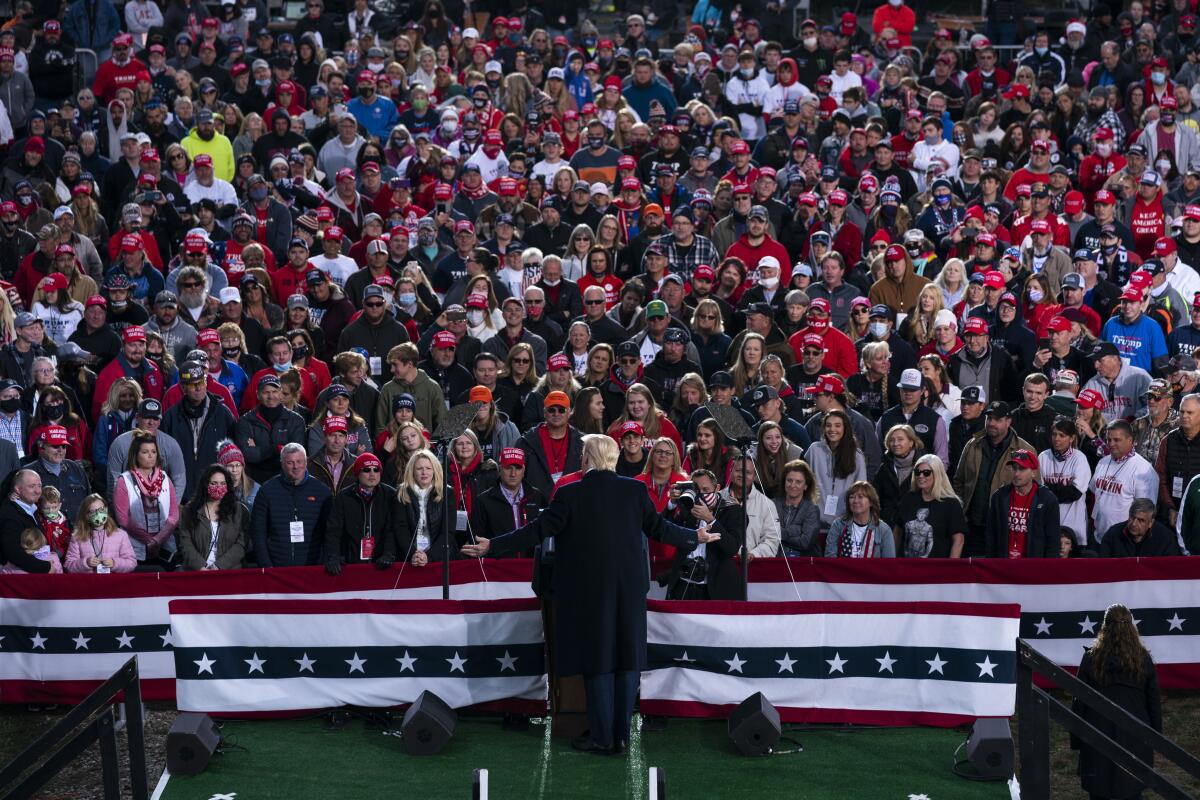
[360,466,381,473]
[914,469,933,478]
[546,407,567,414]
[585,299,605,305]
[364,301,385,308]
[653,450,672,457]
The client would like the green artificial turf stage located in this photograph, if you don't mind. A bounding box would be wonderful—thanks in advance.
[160,715,1011,799]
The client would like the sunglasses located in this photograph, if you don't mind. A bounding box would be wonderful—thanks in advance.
[852,308,869,315]
[546,406,567,414]
[695,313,717,320]
[585,299,605,305]
[364,301,385,308]
[359,466,381,473]
[511,357,531,364]
[803,349,823,356]
[914,469,933,478]
[179,282,202,289]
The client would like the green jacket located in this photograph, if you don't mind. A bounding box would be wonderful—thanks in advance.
[374,369,445,434]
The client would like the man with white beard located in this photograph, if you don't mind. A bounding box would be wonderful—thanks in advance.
[173,265,219,328]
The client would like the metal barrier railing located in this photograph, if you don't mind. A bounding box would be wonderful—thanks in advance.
[1015,638,1200,800]
[0,657,149,800]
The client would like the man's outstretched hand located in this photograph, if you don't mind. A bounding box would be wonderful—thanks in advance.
[696,525,721,544]
[461,538,491,558]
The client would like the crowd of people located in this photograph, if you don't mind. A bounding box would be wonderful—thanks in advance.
[0,0,1196,595]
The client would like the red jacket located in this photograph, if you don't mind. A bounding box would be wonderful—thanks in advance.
[268,263,309,307]
[872,3,916,46]
[578,273,624,309]
[635,470,687,559]
[725,234,792,285]
[93,355,163,418]
[1009,212,1070,249]
[1078,153,1126,201]
[789,325,858,378]
[243,366,319,413]
[1129,193,1166,260]
[1003,167,1052,200]
[106,230,163,271]
[964,68,1012,98]
[91,57,148,104]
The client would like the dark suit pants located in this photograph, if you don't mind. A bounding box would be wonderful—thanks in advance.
[583,670,639,748]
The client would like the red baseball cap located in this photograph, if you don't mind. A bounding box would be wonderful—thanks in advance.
[619,421,644,438]
[976,232,997,247]
[1030,219,1052,235]
[801,333,825,350]
[808,297,831,314]
[1007,449,1038,470]
[730,140,750,155]
[325,225,344,239]
[964,316,989,335]
[1077,388,1105,410]
[323,415,349,434]
[1120,286,1145,302]
[499,447,525,467]
[123,325,146,343]
[1155,237,1177,256]
[434,184,453,200]
[1094,127,1114,142]
[197,328,220,346]
[693,264,716,281]
[42,426,69,446]
[194,153,213,168]
[85,295,107,309]
[1094,189,1117,206]
[983,271,1005,289]
[1046,315,1072,333]
[120,234,143,253]
[804,374,845,395]
[432,331,457,349]
[884,244,906,261]
[1064,190,1084,214]
[547,353,571,371]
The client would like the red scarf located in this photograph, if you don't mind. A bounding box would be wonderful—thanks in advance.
[538,423,569,476]
[461,181,490,200]
[132,467,165,509]
[449,452,482,514]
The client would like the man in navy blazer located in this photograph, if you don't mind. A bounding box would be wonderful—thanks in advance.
[463,434,716,755]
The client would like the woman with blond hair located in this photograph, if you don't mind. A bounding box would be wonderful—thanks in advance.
[875,424,924,530]
[823,481,895,558]
[668,372,708,433]
[1074,603,1162,800]
[93,377,141,470]
[846,340,892,422]
[896,453,967,557]
[498,342,539,425]
[933,257,967,310]
[775,460,822,557]
[898,283,945,349]
[607,383,682,454]
[395,448,450,567]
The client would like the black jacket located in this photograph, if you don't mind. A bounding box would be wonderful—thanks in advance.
[661,497,745,600]
[1073,648,1162,800]
[1011,403,1058,455]
[391,485,457,564]
[233,405,306,485]
[0,498,45,573]
[1098,522,1182,557]
[485,470,696,676]
[325,482,408,565]
[29,458,90,522]
[161,395,237,500]
[984,483,1060,558]
[516,424,584,499]
[470,482,547,554]
[874,453,915,532]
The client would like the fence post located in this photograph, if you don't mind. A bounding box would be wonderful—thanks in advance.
[1016,641,1051,800]
[96,707,121,800]
[124,658,149,800]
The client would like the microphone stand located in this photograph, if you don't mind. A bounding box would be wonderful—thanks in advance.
[433,401,485,600]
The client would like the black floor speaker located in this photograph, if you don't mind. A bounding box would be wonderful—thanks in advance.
[401,691,457,755]
[166,713,220,776]
[966,717,1014,779]
[727,692,781,756]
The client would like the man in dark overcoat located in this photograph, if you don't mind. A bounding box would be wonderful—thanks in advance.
[462,435,714,755]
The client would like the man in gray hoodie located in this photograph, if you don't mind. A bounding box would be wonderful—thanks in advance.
[0,51,34,134]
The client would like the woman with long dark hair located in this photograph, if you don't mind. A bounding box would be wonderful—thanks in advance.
[113,430,180,566]
[569,386,605,434]
[1073,603,1162,800]
[176,464,247,570]
[683,418,736,485]
[806,409,867,529]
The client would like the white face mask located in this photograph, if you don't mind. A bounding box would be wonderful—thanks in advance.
[1028,288,1044,303]
[466,309,484,325]
[759,275,779,290]
[869,321,888,339]
[803,36,817,48]
[1095,143,1112,158]
[367,61,384,73]
[888,0,902,6]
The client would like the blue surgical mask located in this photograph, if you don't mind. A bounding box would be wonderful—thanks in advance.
[1034,46,1048,56]
[398,292,416,305]
[1151,71,1166,85]
[934,193,950,206]
[249,186,268,202]
[869,321,888,338]
[273,360,292,372]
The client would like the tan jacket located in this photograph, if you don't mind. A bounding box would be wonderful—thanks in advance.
[952,430,1036,518]
[1021,246,1072,296]
[869,271,931,316]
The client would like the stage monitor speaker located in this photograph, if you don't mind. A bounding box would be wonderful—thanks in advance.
[966,717,1014,779]
[401,691,457,756]
[727,693,781,756]
[166,713,220,776]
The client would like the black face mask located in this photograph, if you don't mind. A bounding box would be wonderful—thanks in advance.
[43,403,65,420]
[223,346,241,360]
[292,345,309,361]
[0,397,19,413]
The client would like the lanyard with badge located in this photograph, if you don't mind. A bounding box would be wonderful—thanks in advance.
[92,530,110,573]
[360,495,375,560]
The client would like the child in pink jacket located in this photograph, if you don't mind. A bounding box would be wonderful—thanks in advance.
[0,528,63,574]
[65,496,137,574]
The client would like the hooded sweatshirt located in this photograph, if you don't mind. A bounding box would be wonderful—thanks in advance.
[763,58,810,117]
